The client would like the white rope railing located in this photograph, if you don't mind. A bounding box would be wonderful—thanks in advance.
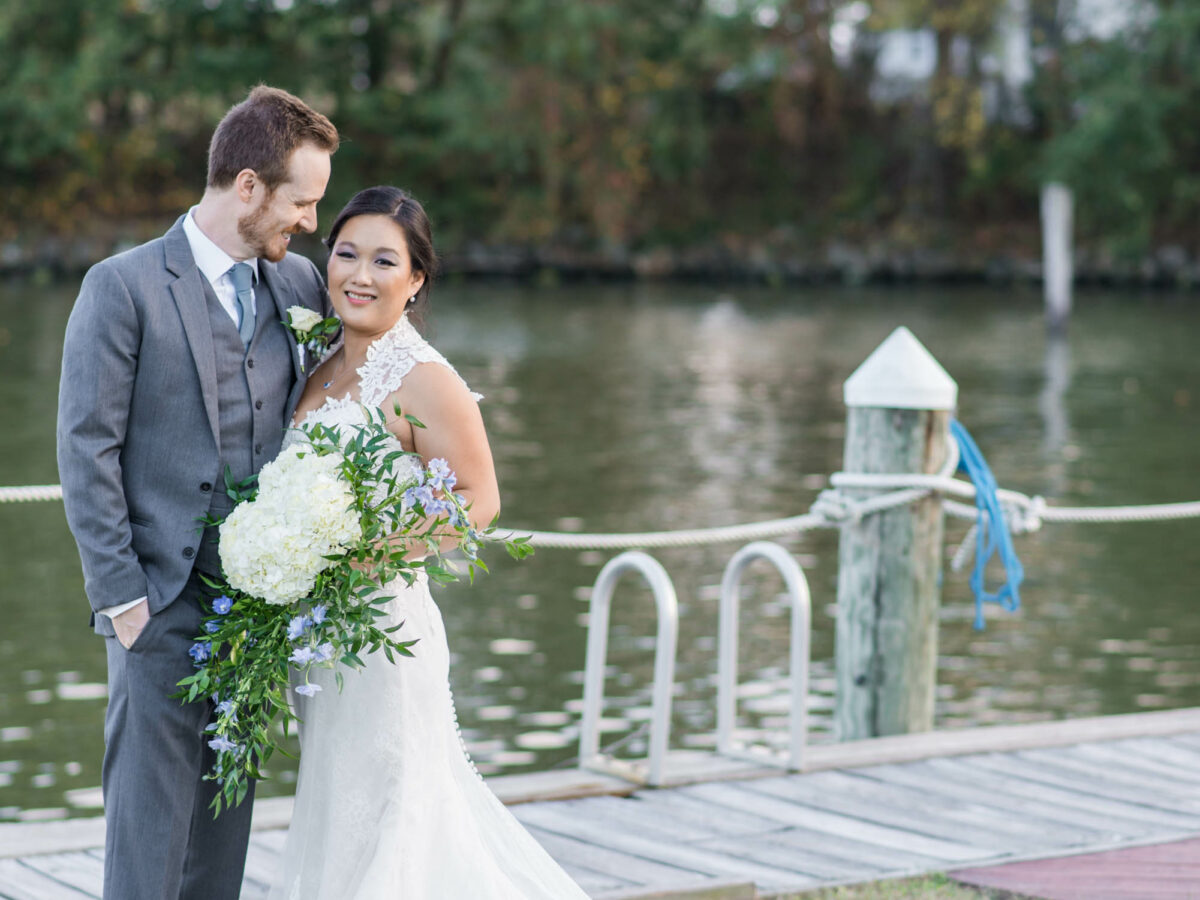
[7,463,1200,550]
[0,484,63,503]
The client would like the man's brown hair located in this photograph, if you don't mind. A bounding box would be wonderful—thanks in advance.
[206,85,339,190]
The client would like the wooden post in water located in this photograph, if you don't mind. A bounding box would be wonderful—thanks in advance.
[835,327,957,741]
[1041,181,1074,334]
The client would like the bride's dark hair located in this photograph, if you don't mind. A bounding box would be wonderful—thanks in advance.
[324,186,438,330]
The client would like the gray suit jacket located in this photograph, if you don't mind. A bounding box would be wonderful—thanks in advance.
[56,216,332,634]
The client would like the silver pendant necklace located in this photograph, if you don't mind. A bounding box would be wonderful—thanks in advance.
[322,352,348,390]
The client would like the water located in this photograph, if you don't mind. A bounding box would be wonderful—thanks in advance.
[1,278,1198,822]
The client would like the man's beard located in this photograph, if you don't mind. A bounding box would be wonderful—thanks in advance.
[237,193,291,262]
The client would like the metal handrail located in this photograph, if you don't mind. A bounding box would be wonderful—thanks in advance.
[578,550,679,786]
[716,541,811,771]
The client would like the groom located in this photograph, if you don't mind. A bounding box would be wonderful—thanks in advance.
[57,86,338,899]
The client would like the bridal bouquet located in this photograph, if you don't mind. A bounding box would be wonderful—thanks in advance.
[176,407,531,815]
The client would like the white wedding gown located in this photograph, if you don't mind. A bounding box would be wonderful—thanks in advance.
[268,316,589,899]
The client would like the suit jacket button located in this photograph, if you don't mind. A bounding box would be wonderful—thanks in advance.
[183,547,195,559]
[200,482,212,492]
[255,400,263,410]
[246,358,255,369]
[255,444,263,454]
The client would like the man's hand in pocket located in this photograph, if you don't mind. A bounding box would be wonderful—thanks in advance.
[113,600,151,650]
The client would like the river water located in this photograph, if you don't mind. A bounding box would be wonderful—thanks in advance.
[1,278,1198,821]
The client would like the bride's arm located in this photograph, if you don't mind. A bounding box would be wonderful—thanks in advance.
[385,362,501,544]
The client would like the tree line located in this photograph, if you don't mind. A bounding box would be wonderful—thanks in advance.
[2,0,1197,263]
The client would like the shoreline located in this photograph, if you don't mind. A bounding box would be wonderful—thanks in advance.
[5,228,1200,291]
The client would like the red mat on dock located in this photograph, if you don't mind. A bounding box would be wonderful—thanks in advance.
[952,837,1200,899]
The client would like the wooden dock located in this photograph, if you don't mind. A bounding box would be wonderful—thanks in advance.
[4,708,1200,899]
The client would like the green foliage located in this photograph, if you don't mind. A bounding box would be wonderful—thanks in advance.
[1035,3,1200,256]
[4,0,1200,258]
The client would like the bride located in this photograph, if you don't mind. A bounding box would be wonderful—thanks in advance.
[269,186,589,899]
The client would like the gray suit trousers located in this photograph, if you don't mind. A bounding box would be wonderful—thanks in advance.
[102,571,255,899]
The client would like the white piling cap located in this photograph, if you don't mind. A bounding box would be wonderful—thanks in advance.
[844,326,958,410]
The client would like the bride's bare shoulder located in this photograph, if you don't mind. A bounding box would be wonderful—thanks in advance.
[396,360,479,408]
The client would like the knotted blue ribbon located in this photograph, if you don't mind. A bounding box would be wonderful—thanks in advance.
[951,419,1023,629]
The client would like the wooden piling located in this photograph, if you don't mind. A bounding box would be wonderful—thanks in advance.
[1041,181,1074,334]
[835,328,956,741]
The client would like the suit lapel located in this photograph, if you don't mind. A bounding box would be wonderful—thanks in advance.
[164,219,220,443]
[258,260,305,383]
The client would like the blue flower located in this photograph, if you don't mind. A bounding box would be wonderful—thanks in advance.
[208,735,238,753]
[295,683,322,697]
[188,642,210,664]
[204,621,220,634]
[311,604,328,625]
[216,699,237,720]
[404,484,435,512]
[287,614,312,641]
[213,595,233,615]
[426,458,457,492]
[289,646,316,665]
[313,642,336,663]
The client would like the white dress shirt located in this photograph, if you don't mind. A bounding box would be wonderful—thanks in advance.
[98,210,260,621]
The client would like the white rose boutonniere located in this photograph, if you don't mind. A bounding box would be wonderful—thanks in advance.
[285,305,341,371]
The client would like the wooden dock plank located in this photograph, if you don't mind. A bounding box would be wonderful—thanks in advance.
[681,781,983,863]
[849,762,1129,842]
[688,832,889,882]
[738,772,1046,853]
[1110,736,1200,773]
[0,859,96,900]
[964,753,1200,821]
[519,826,682,893]
[513,801,817,889]
[927,755,1200,831]
[751,824,953,874]
[240,839,280,894]
[1164,733,1200,753]
[623,790,792,840]
[548,796,719,844]
[1017,746,1200,801]
[1059,741,1200,787]
[623,789,944,874]
[794,768,1088,848]
[16,854,102,898]
[249,829,287,854]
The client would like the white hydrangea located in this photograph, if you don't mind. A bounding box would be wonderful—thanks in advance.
[219,445,361,605]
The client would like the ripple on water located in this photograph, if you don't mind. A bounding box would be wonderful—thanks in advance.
[56,683,107,701]
[514,731,570,750]
[489,638,536,655]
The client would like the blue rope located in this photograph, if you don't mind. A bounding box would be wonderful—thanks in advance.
[950,419,1023,629]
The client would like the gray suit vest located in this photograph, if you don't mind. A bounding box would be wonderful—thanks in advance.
[194,277,294,576]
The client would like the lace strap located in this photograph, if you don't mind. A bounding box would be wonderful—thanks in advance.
[357,316,482,410]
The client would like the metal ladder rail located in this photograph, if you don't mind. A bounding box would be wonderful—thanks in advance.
[578,550,679,787]
[716,541,812,771]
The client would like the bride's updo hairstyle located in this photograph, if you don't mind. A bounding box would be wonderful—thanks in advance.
[324,186,438,331]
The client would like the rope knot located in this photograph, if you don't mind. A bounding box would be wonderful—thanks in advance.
[810,489,859,526]
[1011,495,1045,534]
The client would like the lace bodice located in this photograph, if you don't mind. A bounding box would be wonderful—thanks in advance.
[355,314,481,409]
[290,314,481,442]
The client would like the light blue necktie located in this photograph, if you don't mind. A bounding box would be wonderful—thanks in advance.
[227,262,256,347]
